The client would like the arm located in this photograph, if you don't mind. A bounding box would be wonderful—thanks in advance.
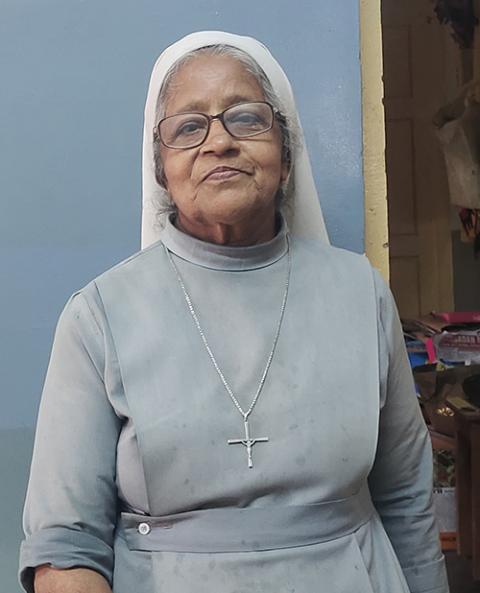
[367,271,450,593]
[34,566,112,593]
[19,290,121,593]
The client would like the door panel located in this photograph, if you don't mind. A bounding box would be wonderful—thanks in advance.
[382,0,455,317]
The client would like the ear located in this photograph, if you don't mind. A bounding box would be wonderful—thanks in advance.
[280,160,290,184]
[153,135,169,190]
[160,171,169,191]
[155,168,169,191]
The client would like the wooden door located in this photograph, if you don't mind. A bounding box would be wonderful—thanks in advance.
[382,0,455,317]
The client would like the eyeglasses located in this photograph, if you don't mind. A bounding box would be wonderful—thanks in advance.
[156,101,278,149]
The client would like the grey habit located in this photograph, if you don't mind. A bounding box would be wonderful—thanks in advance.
[19,216,449,593]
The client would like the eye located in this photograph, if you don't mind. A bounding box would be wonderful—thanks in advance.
[225,104,273,136]
[160,113,208,148]
[233,111,261,123]
[174,119,205,138]
[229,110,265,127]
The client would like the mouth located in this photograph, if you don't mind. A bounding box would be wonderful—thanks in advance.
[203,166,247,181]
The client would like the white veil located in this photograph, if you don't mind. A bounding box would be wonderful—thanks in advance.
[141,30,329,249]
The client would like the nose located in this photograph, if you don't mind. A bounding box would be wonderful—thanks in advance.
[200,118,238,155]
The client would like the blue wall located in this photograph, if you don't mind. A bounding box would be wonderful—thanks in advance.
[0,1,363,590]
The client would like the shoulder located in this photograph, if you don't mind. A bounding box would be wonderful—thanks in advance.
[94,240,167,286]
[82,239,167,299]
[59,241,167,333]
[291,236,398,321]
[290,236,375,285]
[291,235,370,266]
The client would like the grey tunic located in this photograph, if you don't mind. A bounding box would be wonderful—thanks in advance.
[19,217,449,593]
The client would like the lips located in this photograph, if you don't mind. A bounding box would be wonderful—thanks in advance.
[202,166,247,181]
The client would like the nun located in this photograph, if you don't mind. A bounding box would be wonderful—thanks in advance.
[19,31,449,593]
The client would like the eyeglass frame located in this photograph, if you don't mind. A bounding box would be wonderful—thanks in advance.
[153,101,282,150]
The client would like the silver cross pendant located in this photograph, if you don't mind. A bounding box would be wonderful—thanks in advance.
[228,418,268,469]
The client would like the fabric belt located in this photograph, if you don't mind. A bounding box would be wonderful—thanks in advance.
[119,485,375,553]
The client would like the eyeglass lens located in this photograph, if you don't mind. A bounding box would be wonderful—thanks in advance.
[159,102,274,148]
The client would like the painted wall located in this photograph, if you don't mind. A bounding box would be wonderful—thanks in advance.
[0,1,364,590]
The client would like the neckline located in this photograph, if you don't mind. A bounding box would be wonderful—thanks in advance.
[159,214,289,271]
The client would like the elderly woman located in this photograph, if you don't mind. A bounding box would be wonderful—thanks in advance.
[19,31,449,593]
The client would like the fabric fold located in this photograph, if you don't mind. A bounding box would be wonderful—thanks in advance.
[119,485,375,553]
[402,557,450,593]
[159,213,288,271]
[19,527,114,593]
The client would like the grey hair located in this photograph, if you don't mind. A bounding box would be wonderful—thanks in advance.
[152,44,298,218]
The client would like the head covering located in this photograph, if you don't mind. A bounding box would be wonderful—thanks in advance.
[141,31,329,249]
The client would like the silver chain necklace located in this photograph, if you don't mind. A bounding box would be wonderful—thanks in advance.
[164,238,291,468]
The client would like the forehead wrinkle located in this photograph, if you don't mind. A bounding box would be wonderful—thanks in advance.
[168,94,265,116]
[163,57,266,117]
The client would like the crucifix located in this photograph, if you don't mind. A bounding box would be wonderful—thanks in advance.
[228,417,268,469]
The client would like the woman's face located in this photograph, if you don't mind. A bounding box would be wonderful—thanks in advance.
[158,54,288,238]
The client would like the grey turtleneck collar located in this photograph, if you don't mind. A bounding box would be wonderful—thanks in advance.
[159,214,289,272]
